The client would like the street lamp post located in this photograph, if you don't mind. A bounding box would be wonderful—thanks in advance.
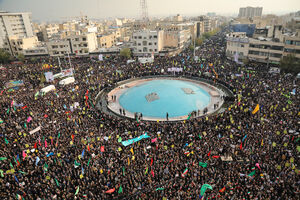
[266,47,270,68]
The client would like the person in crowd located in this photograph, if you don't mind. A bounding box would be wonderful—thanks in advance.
[0,28,299,200]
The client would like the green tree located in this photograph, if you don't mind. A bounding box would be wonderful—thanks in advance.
[17,53,25,62]
[120,48,131,59]
[243,58,249,65]
[195,38,203,46]
[189,45,194,51]
[279,54,300,74]
[0,49,12,63]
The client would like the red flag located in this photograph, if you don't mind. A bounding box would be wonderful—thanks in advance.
[105,188,115,194]
[150,158,153,166]
[21,106,27,110]
[100,146,105,152]
[207,151,211,157]
[85,90,89,95]
[151,169,154,177]
[87,144,90,152]
[219,187,226,193]
[240,142,243,150]
[212,155,220,159]
[71,134,74,141]
[44,114,48,118]
[34,142,37,149]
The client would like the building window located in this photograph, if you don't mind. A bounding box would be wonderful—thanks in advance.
[285,40,292,45]
[75,38,79,41]
[149,36,152,39]
[154,49,157,52]
[82,37,86,41]
[143,47,148,52]
[138,36,142,39]
[143,41,147,46]
[153,35,157,39]
[138,43,141,46]
[149,42,152,45]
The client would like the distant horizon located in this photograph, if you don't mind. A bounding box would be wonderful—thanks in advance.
[0,0,299,23]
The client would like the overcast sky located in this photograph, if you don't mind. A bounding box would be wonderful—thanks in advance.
[0,0,299,21]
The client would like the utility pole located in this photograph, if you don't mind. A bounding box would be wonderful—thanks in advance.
[193,33,196,58]
[266,47,270,68]
[58,56,62,71]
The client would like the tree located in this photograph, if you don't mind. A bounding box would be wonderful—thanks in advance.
[17,53,25,62]
[279,54,300,74]
[0,49,12,63]
[243,58,249,65]
[195,38,203,46]
[120,48,131,59]
[189,45,194,51]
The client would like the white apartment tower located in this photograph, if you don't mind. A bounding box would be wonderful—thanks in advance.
[131,30,164,56]
[0,11,34,48]
[238,7,263,18]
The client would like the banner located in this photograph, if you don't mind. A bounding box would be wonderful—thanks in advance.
[42,64,52,70]
[5,80,24,89]
[121,133,150,146]
[29,126,41,135]
[99,54,103,61]
[167,67,183,72]
[61,68,74,77]
[44,72,54,82]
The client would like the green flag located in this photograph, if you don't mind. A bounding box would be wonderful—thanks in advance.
[75,186,80,195]
[58,132,61,139]
[7,108,9,114]
[4,138,9,144]
[10,162,13,168]
[248,170,256,177]
[122,166,125,176]
[74,160,80,167]
[55,178,60,186]
[118,137,122,143]
[44,163,48,171]
[87,158,91,166]
[0,157,7,161]
[156,187,164,191]
[187,113,192,120]
[199,162,207,168]
[145,166,148,174]
[200,184,213,196]
[0,169,4,177]
[118,185,123,194]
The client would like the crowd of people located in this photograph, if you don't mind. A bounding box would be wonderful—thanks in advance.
[0,28,299,200]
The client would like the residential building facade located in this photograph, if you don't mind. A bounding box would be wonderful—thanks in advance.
[131,30,164,56]
[0,11,34,48]
[238,7,263,18]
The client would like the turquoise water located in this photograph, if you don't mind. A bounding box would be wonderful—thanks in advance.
[119,79,211,118]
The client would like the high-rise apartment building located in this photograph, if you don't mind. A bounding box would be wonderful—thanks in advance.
[0,11,34,48]
[238,7,263,18]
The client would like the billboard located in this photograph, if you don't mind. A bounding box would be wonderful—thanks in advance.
[61,68,74,77]
[5,80,24,89]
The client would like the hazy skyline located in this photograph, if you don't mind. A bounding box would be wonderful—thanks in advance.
[1,0,300,22]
